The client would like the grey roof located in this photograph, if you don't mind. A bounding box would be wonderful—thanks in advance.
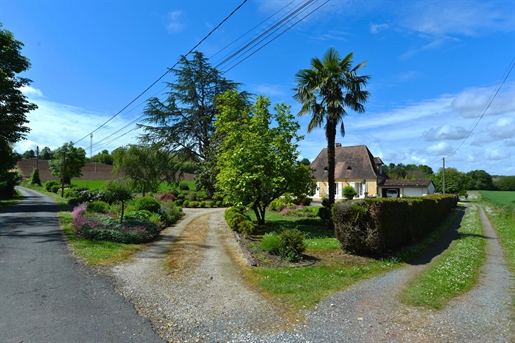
[380,179,433,187]
[311,145,386,180]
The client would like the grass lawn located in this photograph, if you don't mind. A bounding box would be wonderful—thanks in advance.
[400,204,485,309]
[71,180,107,190]
[245,206,465,309]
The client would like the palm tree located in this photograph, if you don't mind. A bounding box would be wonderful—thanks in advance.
[294,47,370,206]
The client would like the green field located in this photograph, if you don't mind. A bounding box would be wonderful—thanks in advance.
[478,190,515,206]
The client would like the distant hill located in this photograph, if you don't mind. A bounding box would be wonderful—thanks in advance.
[17,159,115,182]
[16,159,195,183]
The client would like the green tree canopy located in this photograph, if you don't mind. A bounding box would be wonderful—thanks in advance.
[215,91,314,226]
[48,142,86,185]
[40,146,54,160]
[0,23,37,198]
[112,144,162,196]
[466,170,495,190]
[293,47,370,206]
[432,167,470,194]
[139,51,248,194]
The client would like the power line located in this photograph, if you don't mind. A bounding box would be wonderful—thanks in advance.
[446,56,515,158]
[85,0,328,152]
[74,0,248,146]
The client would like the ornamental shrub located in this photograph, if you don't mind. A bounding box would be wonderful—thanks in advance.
[179,183,190,191]
[342,186,357,199]
[134,196,160,213]
[86,201,110,214]
[159,201,183,226]
[259,233,279,254]
[158,193,176,202]
[277,228,307,262]
[182,200,190,207]
[44,180,60,192]
[29,168,41,186]
[124,210,152,221]
[269,198,286,212]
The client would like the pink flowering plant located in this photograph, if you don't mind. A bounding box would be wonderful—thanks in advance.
[71,204,160,244]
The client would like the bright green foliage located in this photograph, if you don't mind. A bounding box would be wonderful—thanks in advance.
[342,186,357,199]
[86,201,110,214]
[277,228,307,262]
[48,142,87,185]
[432,167,470,194]
[112,145,162,196]
[259,233,280,254]
[215,91,314,226]
[0,24,38,198]
[294,48,370,206]
[134,196,160,213]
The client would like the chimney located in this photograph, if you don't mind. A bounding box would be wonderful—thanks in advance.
[335,143,342,147]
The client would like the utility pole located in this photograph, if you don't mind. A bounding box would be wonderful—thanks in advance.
[442,157,446,194]
[61,150,66,198]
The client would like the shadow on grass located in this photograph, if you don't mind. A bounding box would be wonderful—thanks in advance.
[407,206,467,266]
[258,218,332,239]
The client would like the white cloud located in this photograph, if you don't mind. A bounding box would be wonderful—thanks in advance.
[166,10,185,33]
[400,37,457,60]
[423,124,469,141]
[400,1,514,37]
[452,85,515,118]
[488,117,515,139]
[370,23,388,34]
[13,96,141,156]
[20,86,44,98]
[250,83,287,98]
[485,148,509,160]
[427,142,454,156]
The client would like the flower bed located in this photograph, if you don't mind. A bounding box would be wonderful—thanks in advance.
[71,205,161,244]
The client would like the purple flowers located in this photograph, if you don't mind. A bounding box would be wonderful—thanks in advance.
[71,204,160,244]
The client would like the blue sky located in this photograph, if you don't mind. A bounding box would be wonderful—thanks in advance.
[2,0,514,176]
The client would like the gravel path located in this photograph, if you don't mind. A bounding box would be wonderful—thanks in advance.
[109,204,514,342]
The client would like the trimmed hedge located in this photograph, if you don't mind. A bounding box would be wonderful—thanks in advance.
[224,206,255,235]
[333,195,458,257]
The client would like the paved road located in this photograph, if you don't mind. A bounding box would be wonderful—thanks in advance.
[0,187,164,343]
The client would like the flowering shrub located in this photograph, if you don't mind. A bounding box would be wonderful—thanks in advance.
[72,205,160,244]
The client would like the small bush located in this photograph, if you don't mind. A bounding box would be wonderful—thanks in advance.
[158,193,176,202]
[44,180,61,192]
[179,183,190,191]
[189,201,199,208]
[321,198,331,208]
[215,200,223,208]
[199,201,206,208]
[259,233,279,254]
[278,228,307,262]
[183,200,190,207]
[197,191,207,199]
[186,193,197,201]
[50,184,61,193]
[159,201,183,226]
[170,189,179,197]
[86,201,110,214]
[64,188,77,199]
[135,196,160,213]
[269,198,286,212]
[343,186,357,199]
[175,199,184,206]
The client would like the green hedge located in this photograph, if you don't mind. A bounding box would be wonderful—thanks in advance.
[333,195,458,257]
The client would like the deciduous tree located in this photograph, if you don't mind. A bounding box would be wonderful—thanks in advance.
[215,91,314,226]
[48,142,86,185]
[0,23,37,198]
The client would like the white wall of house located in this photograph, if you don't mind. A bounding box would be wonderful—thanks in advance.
[403,187,426,197]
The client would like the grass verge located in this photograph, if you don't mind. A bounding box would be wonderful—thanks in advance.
[400,204,485,309]
[20,182,144,266]
[0,190,22,212]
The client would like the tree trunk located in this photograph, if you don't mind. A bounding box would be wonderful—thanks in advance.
[326,119,337,206]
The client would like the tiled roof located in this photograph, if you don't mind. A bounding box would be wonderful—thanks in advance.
[311,145,386,180]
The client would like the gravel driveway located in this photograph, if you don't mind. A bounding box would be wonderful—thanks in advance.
[109,205,514,342]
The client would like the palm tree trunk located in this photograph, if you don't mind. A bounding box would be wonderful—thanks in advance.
[326,118,337,206]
